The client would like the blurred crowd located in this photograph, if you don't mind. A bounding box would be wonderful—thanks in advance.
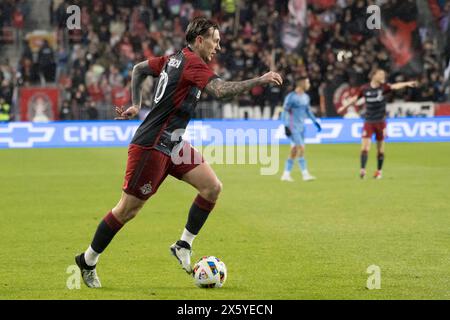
[1,0,449,121]
[0,0,30,121]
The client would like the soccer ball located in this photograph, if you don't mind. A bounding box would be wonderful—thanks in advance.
[193,256,227,288]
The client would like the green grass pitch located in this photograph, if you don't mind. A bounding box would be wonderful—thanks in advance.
[1,142,449,300]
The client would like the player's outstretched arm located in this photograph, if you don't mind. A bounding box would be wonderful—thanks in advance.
[205,71,283,100]
[115,61,153,120]
[390,80,418,91]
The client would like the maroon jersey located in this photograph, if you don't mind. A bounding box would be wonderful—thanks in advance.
[131,47,219,154]
[355,83,391,122]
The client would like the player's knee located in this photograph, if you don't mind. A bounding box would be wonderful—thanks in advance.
[123,207,142,223]
[298,146,305,157]
[202,180,222,202]
[211,180,223,199]
[290,147,297,158]
[113,202,144,224]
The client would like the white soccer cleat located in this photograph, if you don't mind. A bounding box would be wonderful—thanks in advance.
[360,169,366,179]
[170,241,193,274]
[373,170,382,179]
[302,172,316,181]
[75,254,102,288]
[281,172,294,182]
[80,269,102,288]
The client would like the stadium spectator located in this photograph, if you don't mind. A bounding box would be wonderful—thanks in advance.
[59,99,72,120]
[0,97,11,122]
[17,57,39,86]
[86,100,99,120]
[72,83,88,108]
[0,61,14,102]
[38,40,56,83]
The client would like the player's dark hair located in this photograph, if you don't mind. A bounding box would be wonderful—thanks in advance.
[185,17,219,45]
[296,76,309,87]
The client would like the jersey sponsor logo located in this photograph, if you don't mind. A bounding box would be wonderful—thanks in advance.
[365,90,384,103]
[0,122,55,148]
[140,182,152,196]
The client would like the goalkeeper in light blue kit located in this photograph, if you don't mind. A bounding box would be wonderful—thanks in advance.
[281,77,322,182]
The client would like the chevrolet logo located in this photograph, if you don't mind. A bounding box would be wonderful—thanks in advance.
[0,123,55,148]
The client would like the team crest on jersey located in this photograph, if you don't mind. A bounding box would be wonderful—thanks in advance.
[140,182,152,195]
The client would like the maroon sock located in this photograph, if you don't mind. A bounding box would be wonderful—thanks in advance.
[185,194,215,235]
[377,153,385,171]
[361,150,368,169]
[90,211,123,254]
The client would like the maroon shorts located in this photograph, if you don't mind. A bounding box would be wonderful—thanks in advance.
[362,121,387,141]
[122,143,204,200]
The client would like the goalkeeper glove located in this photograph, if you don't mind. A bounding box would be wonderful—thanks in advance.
[285,126,292,137]
[314,122,322,132]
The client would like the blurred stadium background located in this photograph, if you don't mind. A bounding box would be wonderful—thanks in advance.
[0,0,449,123]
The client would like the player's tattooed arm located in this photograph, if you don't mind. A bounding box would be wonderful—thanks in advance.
[205,78,262,100]
[205,71,283,100]
[115,61,153,120]
[131,60,154,109]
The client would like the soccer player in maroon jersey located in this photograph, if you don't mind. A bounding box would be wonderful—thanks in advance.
[338,69,417,179]
[75,17,283,288]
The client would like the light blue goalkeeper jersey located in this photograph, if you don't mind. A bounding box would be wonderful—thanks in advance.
[282,91,317,132]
